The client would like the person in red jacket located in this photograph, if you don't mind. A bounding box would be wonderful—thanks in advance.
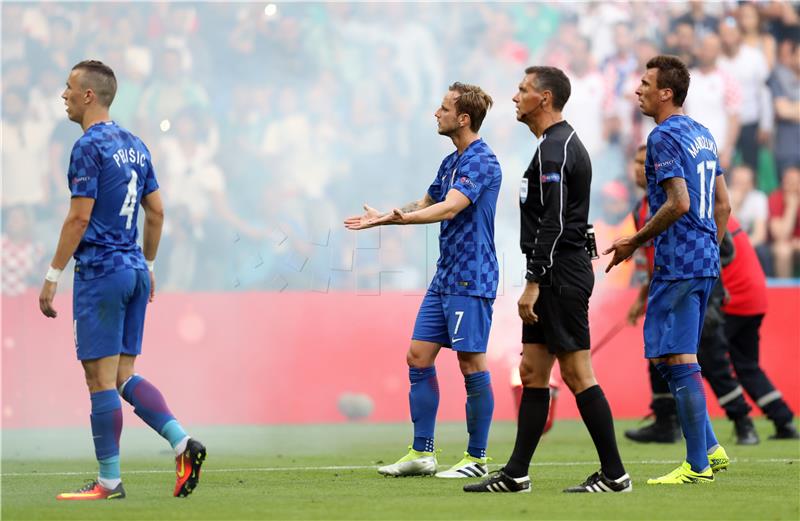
[713,215,799,440]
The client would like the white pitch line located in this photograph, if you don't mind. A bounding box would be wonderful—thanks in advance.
[2,459,797,478]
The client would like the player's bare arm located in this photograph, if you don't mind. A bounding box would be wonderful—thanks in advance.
[39,196,95,318]
[344,194,436,230]
[713,175,731,244]
[604,177,689,272]
[142,190,164,302]
[383,190,470,226]
[400,194,435,214]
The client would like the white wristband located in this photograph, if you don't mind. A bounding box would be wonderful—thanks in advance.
[145,260,155,272]
[45,266,62,283]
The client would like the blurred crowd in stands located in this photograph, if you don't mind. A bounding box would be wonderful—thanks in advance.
[2,1,799,295]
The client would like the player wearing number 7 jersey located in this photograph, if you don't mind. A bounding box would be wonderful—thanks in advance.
[38,60,205,500]
[344,83,501,479]
[605,55,732,485]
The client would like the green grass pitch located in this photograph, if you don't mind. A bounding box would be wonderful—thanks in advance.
[2,418,799,520]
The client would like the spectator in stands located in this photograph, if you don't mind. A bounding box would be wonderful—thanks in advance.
[664,21,697,69]
[563,35,612,159]
[761,1,800,47]
[729,165,772,273]
[671,0,719,39]
[685,32,742,172]
[137,45,209,129]
[1,87,51,208]
[738,2,777,71]
[768,37,800,179]
[603,22,638,147]
[157,109,263,289]
[769,166,800,278]
[719,17,773,173]
[541,11,579,72]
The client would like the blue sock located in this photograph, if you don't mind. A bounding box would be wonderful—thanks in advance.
[464,371,493,459]
[90,390,122,480]
[704,411,719,452]
[409,366,439,453]
[119,375,187,449]
[668,364,711,473]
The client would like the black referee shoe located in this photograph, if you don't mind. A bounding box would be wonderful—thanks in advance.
[463,469,531,493]
[563,470,633,493]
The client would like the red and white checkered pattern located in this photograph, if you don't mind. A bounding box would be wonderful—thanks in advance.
[2,236,44,297]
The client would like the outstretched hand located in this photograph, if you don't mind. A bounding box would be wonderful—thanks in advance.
[343,204,384,230]
[603,236,639,273]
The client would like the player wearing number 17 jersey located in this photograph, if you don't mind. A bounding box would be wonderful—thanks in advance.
[38,61,205,500]
[605,55,732,485]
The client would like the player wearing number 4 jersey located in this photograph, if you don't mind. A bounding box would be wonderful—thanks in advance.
[38,60,205,500]
[345,83,501,479]
[605,55,732,485]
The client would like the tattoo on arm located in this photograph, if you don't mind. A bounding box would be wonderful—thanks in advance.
[400,200,421,213]
[400,194,435,214]
[633,177,690,246]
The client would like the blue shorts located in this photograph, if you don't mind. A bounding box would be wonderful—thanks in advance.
[643,277,716,359]
[73,268,150,361]
[412,291,494,353]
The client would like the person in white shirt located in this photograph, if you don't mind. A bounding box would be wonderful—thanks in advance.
[718,18,773,172]
[729,165,772,273]
[684,32,742,172]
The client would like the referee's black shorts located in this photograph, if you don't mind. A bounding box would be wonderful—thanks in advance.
[522,248,594,353]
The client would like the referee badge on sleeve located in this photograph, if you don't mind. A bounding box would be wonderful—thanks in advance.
[520,177,528,203]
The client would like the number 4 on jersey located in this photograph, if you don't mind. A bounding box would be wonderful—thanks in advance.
[119,170,138,230]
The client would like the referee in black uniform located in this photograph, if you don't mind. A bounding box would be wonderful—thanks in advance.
[466,66,630,494]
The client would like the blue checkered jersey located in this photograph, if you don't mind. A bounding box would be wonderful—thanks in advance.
[645,114,722,281]
[68,121,159,280]
[426,139,501,298]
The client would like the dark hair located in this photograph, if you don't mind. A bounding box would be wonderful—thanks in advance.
[523,66,571,110]
[71,60,117,107]
[449,82,493,132]
[645,55,690,107]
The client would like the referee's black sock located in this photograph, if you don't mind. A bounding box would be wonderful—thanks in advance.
[576,385,626,480]
[504,387,550,478]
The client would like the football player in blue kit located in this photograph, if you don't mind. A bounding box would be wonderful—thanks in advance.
[605,55,732,484]
[345,82,501,479]
[39,60,205,500]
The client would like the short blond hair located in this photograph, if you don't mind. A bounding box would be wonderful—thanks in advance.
[449,82,493,132]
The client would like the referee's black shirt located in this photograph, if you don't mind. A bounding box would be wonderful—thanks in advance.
[520,120,591,281]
